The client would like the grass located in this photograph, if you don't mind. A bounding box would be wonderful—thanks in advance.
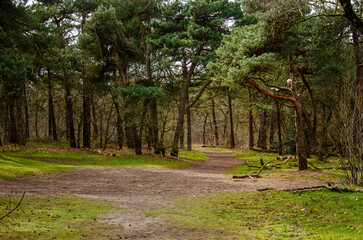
[211,149,346,183]
[0,195,122,239]
[0,149,193,179]
[178,149,209,161]
[153,190,363,239]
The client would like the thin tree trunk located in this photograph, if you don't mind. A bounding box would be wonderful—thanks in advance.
[82,81,91,148]
[257,111,267,150]
[248,89,254,149]
[113,97,124,149]
[8,99,18,144]
[64,69,76,148]
[353,28,362,122]
[81,12,91,149]
[23,85,29,139]
[92,104,99,136]
[228,93,235,148]
[187,96,192,151]
[269,102,276,149]
[276,100,282,155]
[289,56,308,170]
[211,99,219,146]
[171,50,201,157]
[179,119,185,148]
[299,69,317,149]
[35,100,39,138]
[47,69,57,141]
[203,114,208,146]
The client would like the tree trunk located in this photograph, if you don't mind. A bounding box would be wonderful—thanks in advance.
[64,69,76,148]
[92,104,99,136]
[47,69,57,141]
[269,102,276,149]
[353,28,362,122]
[294,100,308,170]
[228,93,235,148]
[171,51,200,157]
[211,99,219,146]
[187,96,192,151]
[203,114,207,146]
[8,100,18,144]
[23,85,29,139]
[248,89,254,149]
[276,100,283,155]
[82,81,91,148]
[257,111,267,150]
[179,119,185,149]
[113,98,124,149]
[299,69,317,150]
[35,100,39,138]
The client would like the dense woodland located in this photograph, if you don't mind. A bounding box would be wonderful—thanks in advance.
[0,0,362,184]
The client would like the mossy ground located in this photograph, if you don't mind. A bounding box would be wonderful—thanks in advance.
[0,195,122,239]
[151,190,362,239]
[0,148,193,179]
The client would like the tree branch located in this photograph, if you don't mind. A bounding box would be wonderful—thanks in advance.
[187,80,212,110]
[244,77,295,102]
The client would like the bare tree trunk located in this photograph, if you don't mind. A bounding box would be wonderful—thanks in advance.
[187,96,192,151]
[23,85,29,139]
[64,69,76,148]
[257,111,267,150]
[211,99,219,146]
[35,100,39,138]
[171,51,201,157]
[82,81,91,148]
[228,93,235,148]
[8,100,18,144]
[179,120,185,148]
[248,89,254,149]
[113,98,124,149]
[276,100,283,155]
[203,114,208,146]
[47,69,57,141]
[294,100,308,170]
[269,102,276,149]
[299,69,317,150]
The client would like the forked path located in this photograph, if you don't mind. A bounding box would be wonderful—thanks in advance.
[0,148,324,239]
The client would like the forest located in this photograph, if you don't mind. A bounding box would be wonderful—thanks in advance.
[0,0,362,239]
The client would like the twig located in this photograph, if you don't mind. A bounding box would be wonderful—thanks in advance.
[0,191,26,221]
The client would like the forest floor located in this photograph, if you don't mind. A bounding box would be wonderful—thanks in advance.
[0,148,331,239]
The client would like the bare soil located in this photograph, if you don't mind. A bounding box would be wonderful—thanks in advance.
[0,148,325,239]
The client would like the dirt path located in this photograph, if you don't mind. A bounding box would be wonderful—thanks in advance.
[0,148,324,239]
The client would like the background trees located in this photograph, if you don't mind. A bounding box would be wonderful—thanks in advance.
[0,0,361,184]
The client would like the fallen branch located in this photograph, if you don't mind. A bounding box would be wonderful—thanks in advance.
[0,191,26,221]
[233,159,275,179]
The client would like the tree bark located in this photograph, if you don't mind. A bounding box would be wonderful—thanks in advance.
[113,97,124,149]
[92,104,98,136]
[243,55,308,170]
[8,99,18,144]
[248,89,254,149]
[276,100,283,155]
[257,111,267,150]
[339,0,363,34]
[269,102,276,149]
[23,85,29,139]
[170,53,200,156]
[47,69,57,141]
[82,80,91,148]
[211,99,219,146]
[228,93,235,148]
[299,68,317,149]
[64,69,76,148]
[186,95,192,151]
[203,114,208,146]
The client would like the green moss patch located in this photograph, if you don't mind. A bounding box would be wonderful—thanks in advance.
[157,190,362,239]
[0,195,122,239]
